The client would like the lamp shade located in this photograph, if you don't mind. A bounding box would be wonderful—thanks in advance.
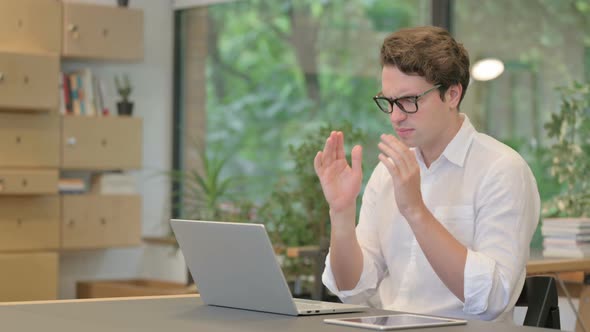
[471,58,505,81]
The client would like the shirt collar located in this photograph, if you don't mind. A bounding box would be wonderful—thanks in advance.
[440,113,476,168]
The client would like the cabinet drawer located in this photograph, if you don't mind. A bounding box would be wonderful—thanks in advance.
[62,3,143,60]
[0,252,58,302]
[61,195,141,249]
[0,196,60,251]
[61,116,142,170]
[0,0,61,53]
[0,169,58,194]
[0,113,60,167]
[0,52,60,111]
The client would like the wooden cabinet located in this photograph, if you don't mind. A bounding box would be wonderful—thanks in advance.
[62,2,143,61]
[61,195,141,249]
[0,169,58,195]
[0,2,145,301]
[61,116,142,170]
[0,113,60,167]
[0,52,59,111]
[0,0,61,53]
[0,196,60,251]
[0,252,58,301]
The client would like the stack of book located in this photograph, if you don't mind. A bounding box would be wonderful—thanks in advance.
[542,218,590,257]
[90,173,137,195]
[58,178,87,194]
[59,68,108,116]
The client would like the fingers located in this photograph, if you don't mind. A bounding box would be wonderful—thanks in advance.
[316,131,359,176]
[321,132,334,166]
[314,151,323,174]
[378,153,399,178]
[336,132,345,161]
[351,145,363,175]
[321,131,347,166]
[378,134,410,174]
[330,132,338,162]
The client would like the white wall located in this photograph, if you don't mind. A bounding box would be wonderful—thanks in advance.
[59,0,187,299]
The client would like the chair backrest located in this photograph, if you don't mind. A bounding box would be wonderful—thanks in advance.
[515,276,560,329]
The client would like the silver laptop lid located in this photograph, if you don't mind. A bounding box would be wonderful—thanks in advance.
[170,219,299,315]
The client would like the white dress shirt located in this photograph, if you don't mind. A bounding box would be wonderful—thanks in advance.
[322,114,540,322]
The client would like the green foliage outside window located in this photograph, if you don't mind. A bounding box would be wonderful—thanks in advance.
[542,81,590,218]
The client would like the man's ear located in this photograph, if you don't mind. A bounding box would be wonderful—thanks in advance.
[445,84,463,109]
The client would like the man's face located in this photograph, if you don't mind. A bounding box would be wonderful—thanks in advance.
[380,65,457,151]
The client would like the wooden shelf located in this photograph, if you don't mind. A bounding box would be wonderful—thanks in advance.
[286,245,320,258]
[142,236,177,246]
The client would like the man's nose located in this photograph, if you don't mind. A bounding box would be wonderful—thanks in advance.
[389,105,407,123]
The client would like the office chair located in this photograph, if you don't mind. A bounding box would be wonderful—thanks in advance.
[515,276,560,329]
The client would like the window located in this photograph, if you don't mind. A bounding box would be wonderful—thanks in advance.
[174,0,431,226]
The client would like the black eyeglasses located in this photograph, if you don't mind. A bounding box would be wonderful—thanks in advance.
[373,84,442,114]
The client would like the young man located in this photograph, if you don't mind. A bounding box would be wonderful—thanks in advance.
[313,26,540,322]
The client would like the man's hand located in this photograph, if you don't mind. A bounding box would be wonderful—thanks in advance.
[315,131,365,291]
[314,131,363,215]
[377,134,425,220]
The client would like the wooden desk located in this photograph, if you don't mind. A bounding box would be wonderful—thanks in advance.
[527,249,590,332]
[527,249,590,275]
[0,294,557,331]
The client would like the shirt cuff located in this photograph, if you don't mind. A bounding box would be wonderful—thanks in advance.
[463,249,496,315]
[322,251,378,299]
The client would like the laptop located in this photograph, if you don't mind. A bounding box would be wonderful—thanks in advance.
[170,219,368,316]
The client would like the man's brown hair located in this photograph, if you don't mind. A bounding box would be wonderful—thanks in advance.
[380,26,470,105]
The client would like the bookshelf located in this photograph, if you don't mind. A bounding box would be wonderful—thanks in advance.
[0,0,144,302]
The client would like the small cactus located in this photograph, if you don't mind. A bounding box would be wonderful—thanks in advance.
[114,74,133,102]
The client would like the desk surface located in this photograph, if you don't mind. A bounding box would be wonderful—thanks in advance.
[527,249,590,275]
[0,294,555,332]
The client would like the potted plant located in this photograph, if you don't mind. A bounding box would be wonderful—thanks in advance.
[258,121,367,298]
[540,81,590,257]
[542,81,590,218]
[115,74,134,116]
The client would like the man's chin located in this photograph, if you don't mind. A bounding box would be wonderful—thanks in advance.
[398,137,417,148]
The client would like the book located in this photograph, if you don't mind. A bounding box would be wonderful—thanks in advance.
[93,75,104,117]
[69,73,80,115]
[91,173,137,194]
[80,68,96,116]
[63,72,72,114]
[542,247,590,258]
[543,218,590,227]
[58,73,66,115]
[76,73,85,115]
[542,233,590,242]
[58,178,87,193]
[541,225,590,236]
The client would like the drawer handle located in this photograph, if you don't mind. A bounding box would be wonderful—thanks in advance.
[17,19,23,28]
[68,219,76,227]
[0,179,3,192]
[0,72,4,82]
[16,218,23,226]
[101,139,108,147]
[102,28,109,37]
[21,179,27,187]
[67,137,77,146]
[100,218,107,225]
[23,75,29,85]
[67,24,80,39]
[15,136,21,144]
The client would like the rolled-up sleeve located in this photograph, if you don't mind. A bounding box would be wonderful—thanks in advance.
[462,156,540,319]
[322,249,381,303]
